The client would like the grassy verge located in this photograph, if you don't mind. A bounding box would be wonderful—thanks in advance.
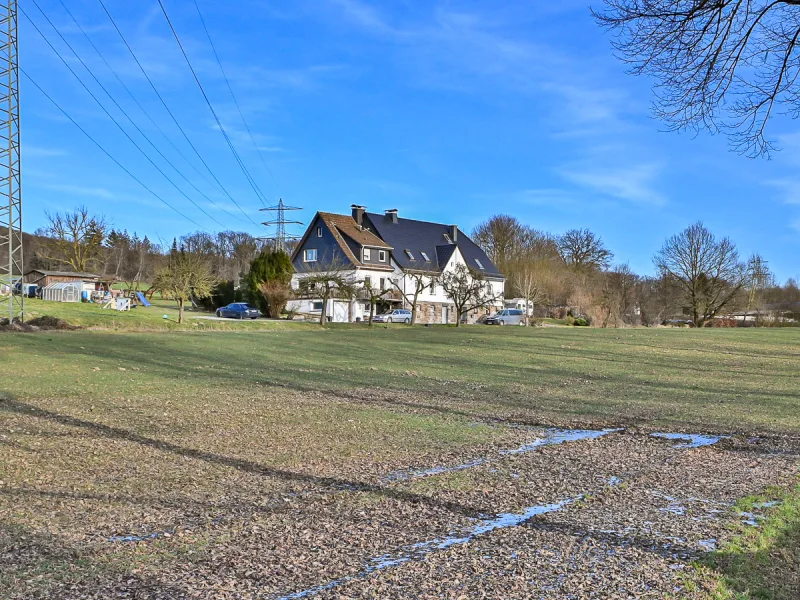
[685,479,800,599]
[18,297,309,331]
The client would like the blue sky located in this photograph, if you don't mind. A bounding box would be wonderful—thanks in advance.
[22,0,799,281]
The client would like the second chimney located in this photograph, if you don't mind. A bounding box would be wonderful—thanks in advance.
[449,225,458,242]
[385,209,398,224]
[351,205,366,227]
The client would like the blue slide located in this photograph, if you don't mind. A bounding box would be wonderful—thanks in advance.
[136,291,151,307]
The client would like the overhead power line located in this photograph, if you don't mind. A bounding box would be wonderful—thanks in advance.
[28,0,257,229]
[22,5,227,229]
[56,0,232,210]
[156,0,273,208]
[191,0,282,196]
[22,69,208,231]
[95,0,264,229]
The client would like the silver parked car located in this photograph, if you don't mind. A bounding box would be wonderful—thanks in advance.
[485,309,526,326]
[372,308,412,324]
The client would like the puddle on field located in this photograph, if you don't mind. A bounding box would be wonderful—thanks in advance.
[275,475,624,599]
[500,428,624,455]
[651,432,728,449]
[272,490,610,599]
[108,530,172,543]
[383,428,623,483]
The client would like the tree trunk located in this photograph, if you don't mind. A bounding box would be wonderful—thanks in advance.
[319,293,328,327]
[369,299,375,326]
[178,298,184,324]
[411,288,421,325]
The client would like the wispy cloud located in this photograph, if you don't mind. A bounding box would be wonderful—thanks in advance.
[559,162,666,206]
[39,183,116,199]
[25,146,68,158]
[766,178,800,205]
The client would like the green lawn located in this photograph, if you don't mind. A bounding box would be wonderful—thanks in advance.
[19,297,307,331]
[1,322,798,598]
[685,481,800,599]
[3,323,798,435]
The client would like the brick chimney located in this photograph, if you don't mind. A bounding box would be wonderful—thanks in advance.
[449,225,458,242]
[351,205,366,227]
[385,208,398,224]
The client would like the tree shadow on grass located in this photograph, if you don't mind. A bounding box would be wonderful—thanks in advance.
[0,396,489,520]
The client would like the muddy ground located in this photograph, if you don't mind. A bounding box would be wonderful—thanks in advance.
[4,422,797,600]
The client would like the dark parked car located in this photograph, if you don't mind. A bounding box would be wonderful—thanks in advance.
[216,303,261,319]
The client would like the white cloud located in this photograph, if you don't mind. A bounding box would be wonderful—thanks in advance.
[766,178,800,205]
[25,146,68,158]
[39,183,116,199]
[559,162,666,206]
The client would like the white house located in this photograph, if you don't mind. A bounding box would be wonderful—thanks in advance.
[288,206,505,323]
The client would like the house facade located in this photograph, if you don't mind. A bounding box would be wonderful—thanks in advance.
[289,206,504,323]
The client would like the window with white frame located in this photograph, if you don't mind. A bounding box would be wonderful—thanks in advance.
[443,233,452,243]
[316,227,322,237]
[405,249,415,260]
[364,276,372,288]
[420,251,430,261]
[475,258,485,269]
[378,250,386,262]
[380,277,386,291]
[429,277,437,295]
[303,248,318,262]
[363,248,371,261]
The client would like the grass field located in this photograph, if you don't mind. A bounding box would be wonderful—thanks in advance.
[1,319,798,598]
[18,297,306,331]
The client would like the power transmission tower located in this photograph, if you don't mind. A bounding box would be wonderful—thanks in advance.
[259,198,302,253]
[0,0,21,322]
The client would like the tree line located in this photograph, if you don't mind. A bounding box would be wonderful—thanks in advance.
[21,206,799,327]
[472,215,798,327]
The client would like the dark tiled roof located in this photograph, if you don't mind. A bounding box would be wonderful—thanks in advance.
[363,212,503,277]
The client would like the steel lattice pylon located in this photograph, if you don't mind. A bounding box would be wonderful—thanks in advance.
[259,198,302,253]
[0,0,21,321]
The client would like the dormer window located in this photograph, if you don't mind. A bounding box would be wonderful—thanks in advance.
[363,248,371,262]
[420,251,430,261]
[475,258,484,269]
[378,250,386,262]
[405,249,415,260]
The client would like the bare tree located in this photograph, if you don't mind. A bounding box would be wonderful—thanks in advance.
[594,0,800,157]
[362,279,394,326]
[36,206,108,272]
[153,250,217,324]
[471,215,529,269]
[655,222,747,327]
[441,263,502,327]
[558,229,613,272]
[390,269,433,325]
[297,257,354,327]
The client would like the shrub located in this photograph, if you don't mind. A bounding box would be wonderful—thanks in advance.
[574,317,589,326]
[258,280,293,318]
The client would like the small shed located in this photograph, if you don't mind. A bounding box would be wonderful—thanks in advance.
[41,282,82,303]
[23,270,114,292]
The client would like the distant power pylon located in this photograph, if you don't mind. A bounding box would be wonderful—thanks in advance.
[0,0,22,321]
[259,198,302,253]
